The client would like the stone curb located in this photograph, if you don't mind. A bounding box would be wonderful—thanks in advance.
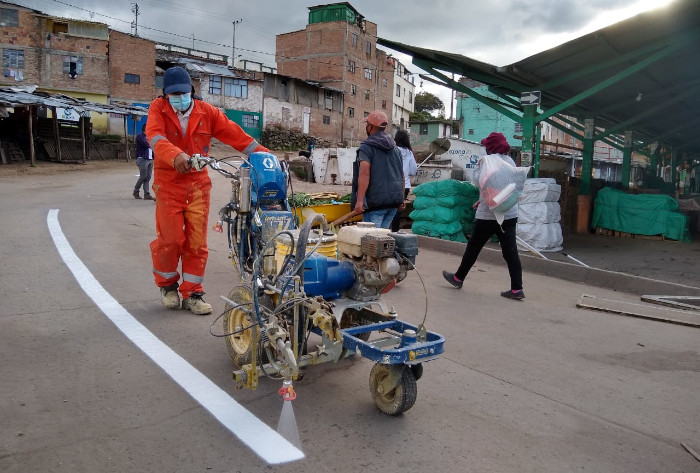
[416,235,700,297]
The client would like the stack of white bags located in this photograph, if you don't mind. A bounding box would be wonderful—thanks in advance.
[516,178,563,252]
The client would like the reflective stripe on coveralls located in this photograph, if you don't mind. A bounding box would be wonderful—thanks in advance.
[183,273,204,284]
[153,269,179,279]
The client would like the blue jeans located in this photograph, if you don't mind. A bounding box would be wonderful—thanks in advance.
[363,208,397,229]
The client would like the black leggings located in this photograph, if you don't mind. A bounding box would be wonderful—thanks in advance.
[455,217,523,290]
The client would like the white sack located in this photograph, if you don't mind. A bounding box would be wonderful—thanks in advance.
[518,202,562,225]
[517,222,563,252]
[519,178,561,203]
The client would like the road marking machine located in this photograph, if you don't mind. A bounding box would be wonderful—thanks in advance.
[192,152,444,415]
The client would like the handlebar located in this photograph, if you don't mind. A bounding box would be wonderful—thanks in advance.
[187,155,238,178]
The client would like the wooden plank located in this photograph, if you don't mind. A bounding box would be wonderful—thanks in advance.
[576,294,700,328]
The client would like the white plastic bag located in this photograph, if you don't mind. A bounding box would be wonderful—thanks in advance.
[477,155,530,223]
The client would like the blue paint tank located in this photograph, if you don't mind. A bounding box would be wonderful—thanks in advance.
[244,152,288,208]
[301,254,355,301]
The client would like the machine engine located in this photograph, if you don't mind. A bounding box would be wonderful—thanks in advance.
[296,223,418,302]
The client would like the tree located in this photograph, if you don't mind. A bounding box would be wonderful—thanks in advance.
[414,91,444,117]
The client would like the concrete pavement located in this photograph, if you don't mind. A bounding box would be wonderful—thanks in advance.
[0,161,698,472]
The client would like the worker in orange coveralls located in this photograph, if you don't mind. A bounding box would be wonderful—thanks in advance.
[146,66,269,315]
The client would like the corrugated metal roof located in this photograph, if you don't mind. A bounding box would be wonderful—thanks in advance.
[181,61,236,78]
[378,0,700,154]
[0,88,149,116]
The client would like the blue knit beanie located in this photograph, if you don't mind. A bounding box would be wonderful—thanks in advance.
[163,67,191,95]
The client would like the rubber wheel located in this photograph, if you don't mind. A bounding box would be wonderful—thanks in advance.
[223,286,272,368]
[410,363,424,381]
[369,364,417,416]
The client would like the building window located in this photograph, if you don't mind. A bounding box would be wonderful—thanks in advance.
[0,8,19,27]
[348,107,354,118]
[409,91,413,104]
[468,128,474,135]
[241,113,259,129]
[419,123,428,135]
[351,84,356,95]
[62,56,83,77]
[396,84,400,97]
[365,40,371,58]
[2,49,24,68]
[382,78,387,87]
[124,73,140,84]
[351,33,357,47]
[209,75,222,95]
[155,74,163,89]
[381,100,386,109]
[364,68,372,80]
[514,123,523,134]
[224,78,248,98]
[364,89,370,100]
[363,111,369,118]
[347,60,355,73]
[323,115,330,125]
[325,90,333,110]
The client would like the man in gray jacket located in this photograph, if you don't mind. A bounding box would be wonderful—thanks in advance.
[351,110,405,228]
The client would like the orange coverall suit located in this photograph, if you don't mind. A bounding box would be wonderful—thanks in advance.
[146,97,266,299]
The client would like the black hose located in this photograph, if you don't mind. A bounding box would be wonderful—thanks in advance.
[292,213,330,284]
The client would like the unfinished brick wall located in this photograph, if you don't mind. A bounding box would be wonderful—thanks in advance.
[275,15,384,144]
[108,30,156,102]
[0,4,43,86]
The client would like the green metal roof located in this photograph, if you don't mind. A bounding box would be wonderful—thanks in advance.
[378,0,700,155]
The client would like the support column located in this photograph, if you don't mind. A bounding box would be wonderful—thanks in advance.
[649,145,659,180]
[672,147,680,198]
[521,105,536,167]
[581,118,595,195]
[576,118,595,234]
[27,106,36,166]
[621,131,632,189]
[534,123,541,177]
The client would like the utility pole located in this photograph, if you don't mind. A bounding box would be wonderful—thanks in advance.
[232,19,243,68]
[130,3,139,36]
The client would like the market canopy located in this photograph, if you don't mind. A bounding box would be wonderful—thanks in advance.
[0,87,149,116]
[378,0,700,156]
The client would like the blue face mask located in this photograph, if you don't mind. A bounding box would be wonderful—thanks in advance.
[168,93,192,112]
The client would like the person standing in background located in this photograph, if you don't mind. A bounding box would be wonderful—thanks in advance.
[133,124,154,200]
[390,129,417,232]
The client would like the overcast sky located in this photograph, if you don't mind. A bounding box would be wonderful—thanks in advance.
[18,0,676,114]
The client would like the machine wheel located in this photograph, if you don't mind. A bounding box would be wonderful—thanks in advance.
[369,364,417,416]
[410,363,424,381]
[223,286,272,368]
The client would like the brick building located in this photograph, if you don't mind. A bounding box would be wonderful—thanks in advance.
[263,74,344,143]
[0,1,111,132]
[107,30,156,135]
[275,2,394,146]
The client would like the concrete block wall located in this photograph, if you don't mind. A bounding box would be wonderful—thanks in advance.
[199,75,263,112]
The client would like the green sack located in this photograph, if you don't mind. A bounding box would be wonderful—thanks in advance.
[410,206,465,224]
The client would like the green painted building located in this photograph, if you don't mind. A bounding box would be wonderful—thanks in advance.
[224,109,263,140]
[408,119,453,148]
[456,85,520,146]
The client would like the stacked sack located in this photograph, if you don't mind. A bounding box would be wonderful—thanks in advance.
[516,178,563,252]
[410,180,480,243]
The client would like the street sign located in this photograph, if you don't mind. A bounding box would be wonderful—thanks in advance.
[520,91,541,106]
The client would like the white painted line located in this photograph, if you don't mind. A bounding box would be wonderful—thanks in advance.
[47,209,304,465]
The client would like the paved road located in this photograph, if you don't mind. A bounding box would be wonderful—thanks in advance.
[1,163,698,472]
